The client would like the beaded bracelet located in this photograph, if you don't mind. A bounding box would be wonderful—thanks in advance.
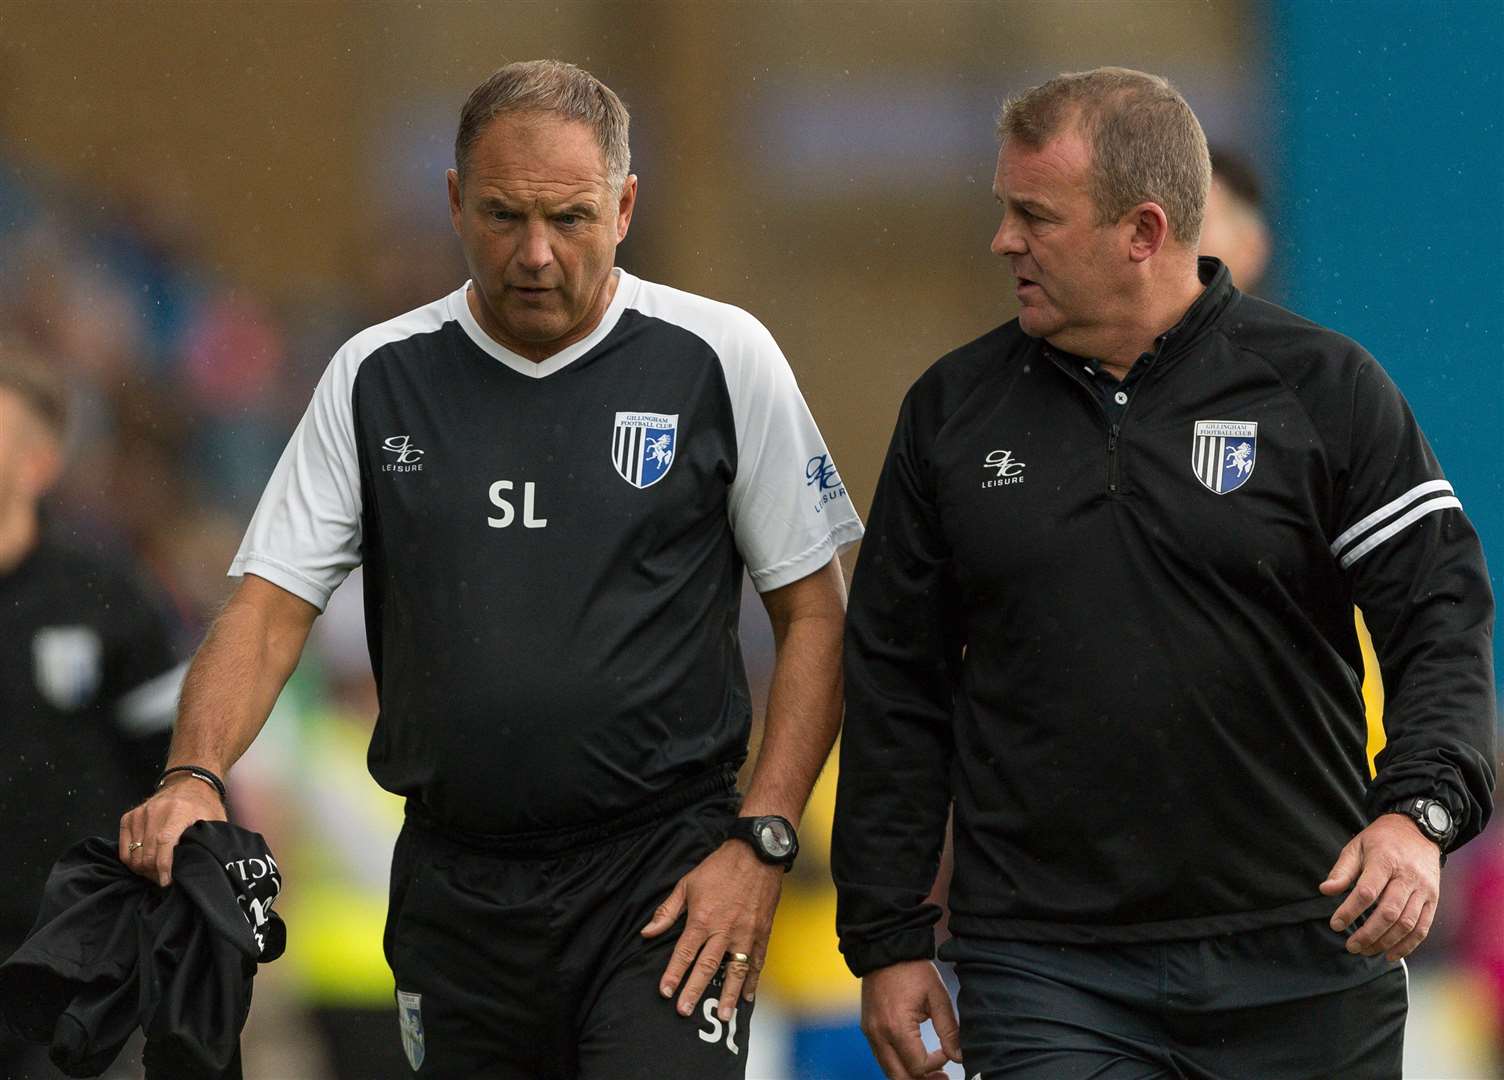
[156,765,229,806]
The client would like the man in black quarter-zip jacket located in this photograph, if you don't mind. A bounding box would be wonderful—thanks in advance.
[833,67,1494,1080]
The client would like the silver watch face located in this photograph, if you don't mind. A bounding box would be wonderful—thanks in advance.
[1424,802,1451,834]
[756,819,794,858]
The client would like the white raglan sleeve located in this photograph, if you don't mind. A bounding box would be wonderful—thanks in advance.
[722,314,864,592]
[228,343,364,611]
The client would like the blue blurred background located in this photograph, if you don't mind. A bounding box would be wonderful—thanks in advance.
[0,1,1498,1076]
[1269,0,1503,651]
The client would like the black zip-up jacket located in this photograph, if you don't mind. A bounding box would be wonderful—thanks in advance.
[833,259,1496,976]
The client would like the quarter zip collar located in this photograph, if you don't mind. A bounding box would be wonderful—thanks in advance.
[1043,256,1237,378]
[1158,256,1237,362]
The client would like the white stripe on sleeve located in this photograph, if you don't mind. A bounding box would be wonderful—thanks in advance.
[1338,495,1462,569]
[1330,479,1454,557]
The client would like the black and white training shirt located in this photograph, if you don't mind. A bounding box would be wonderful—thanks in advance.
[833,259,1495,973]
[231,271,863,835]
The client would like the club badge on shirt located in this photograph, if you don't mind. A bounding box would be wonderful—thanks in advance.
[397,989,425,1070]
[1192,420,1258,494]
[32,626,103,712]
[612,412,679,489]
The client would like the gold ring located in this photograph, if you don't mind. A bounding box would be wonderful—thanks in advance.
[728,952,752,965]
[128,841,144,853]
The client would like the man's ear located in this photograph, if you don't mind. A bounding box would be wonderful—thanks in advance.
[1126,201,1171,263]
[615,174,638,244]
[447,169,464,237]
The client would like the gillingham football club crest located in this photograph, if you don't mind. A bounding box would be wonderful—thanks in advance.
[612,412,678,488]
[32,626,103,711]
[397,990,425,1070]
[1192,420,1258,494]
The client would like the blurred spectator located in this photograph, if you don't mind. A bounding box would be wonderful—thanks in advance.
[0,341,185,1080]
[1454,830,1504,1068]
[0,142,461,1077]
[1201,144,1271,293]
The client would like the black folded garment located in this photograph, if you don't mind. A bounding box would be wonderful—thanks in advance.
[0,821,285,1079]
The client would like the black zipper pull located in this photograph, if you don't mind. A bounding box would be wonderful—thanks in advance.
[1107,424,1121,492]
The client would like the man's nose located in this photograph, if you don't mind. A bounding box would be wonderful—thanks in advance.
[991,214,1024,258]
[518,221,553,270]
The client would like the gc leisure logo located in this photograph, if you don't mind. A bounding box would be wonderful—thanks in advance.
[382,434,425,473]
[981,449,1026,489]
[806,453,847,513]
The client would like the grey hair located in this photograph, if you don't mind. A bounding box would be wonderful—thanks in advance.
[997,67,1211,247]
[455,60,631,193]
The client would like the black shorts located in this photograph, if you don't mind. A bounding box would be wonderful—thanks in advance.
[383,778,754,1078]
[939,920,1407,1079]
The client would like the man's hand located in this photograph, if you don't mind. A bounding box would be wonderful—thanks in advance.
[118,774,227,887]
[1320,813,1442,961]
[860,959,962,1080]
[640,840,783,1021]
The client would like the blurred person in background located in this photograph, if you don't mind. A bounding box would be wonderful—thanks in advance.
[1200,145,1271,294]
[1455,811,1504,1068]
[118,58,860,1080]
[0,343,184,1080]
[834,67,1494,1080]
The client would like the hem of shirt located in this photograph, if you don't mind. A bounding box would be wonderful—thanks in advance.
[947,895,1339,945]
[227,554,333,612]
[748,520,865,593]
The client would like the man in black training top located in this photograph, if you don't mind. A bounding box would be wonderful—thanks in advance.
[0,343,184,1080]
[120,60,862,1079]
[834,67,1494,1080]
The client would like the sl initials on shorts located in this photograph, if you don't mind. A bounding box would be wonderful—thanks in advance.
[696,997,741,1055]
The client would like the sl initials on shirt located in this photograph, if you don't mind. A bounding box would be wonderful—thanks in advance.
[487,480,548,529]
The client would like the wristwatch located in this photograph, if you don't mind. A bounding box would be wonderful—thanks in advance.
[1386,796,1456,850]
[727,815,799,872]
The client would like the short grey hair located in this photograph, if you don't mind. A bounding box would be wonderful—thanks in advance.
[455,60,631,193]
[997,67,1210,247]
